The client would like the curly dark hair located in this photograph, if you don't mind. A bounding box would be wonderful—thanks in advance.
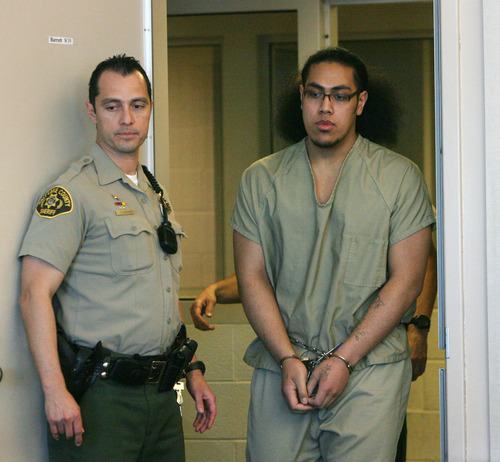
[275,63,402,147]
[301,47,368,93]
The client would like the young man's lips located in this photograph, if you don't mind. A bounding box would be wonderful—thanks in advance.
[316,121,334,130]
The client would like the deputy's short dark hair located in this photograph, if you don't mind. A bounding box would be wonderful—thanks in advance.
[88,54,152,108]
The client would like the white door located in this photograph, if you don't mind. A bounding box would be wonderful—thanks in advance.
[0,2,145,460]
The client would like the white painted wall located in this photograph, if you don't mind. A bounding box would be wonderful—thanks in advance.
[484,0,500,458]
[441,0,499,459]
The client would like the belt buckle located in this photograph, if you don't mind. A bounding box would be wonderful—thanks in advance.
[146,360,167,384]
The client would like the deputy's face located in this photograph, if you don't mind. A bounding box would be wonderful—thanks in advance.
[300,61,367,150]
[86,70,152,158]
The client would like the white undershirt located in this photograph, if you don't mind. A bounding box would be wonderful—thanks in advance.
[125,172,138,186]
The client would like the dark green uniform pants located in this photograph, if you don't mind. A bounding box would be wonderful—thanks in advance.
[48,378,185,462]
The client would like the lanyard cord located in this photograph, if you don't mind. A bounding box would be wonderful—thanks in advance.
[141,165,171,223]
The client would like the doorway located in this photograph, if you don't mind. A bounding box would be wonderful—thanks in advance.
[168,44,222,295]
[166,3,441,461]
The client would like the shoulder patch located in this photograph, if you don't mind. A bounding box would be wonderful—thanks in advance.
[36,186,73,218]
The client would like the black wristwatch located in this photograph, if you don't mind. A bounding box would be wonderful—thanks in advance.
[407,314,431,330]
[185,361,206,375]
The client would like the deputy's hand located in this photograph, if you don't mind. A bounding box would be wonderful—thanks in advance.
[281,357,314,413]
[306,357,350,409]
[190,286,217,331]
[45,387,84,446]
[407,324,429,381]
[186,370,217,433]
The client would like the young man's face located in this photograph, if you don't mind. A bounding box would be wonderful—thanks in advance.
[86,70,152,158]
[300,61,367,151]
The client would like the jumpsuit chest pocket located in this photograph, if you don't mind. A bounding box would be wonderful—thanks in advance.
[343,235,388,288]
[105,216,155,275]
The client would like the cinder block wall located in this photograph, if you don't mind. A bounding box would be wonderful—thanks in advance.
[407,306,445,462]
[181,303,444,462]
[181,302,253,462]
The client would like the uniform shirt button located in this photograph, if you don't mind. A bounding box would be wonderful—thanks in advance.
[167,318,172,324]
[163,254,168,260]
[131,225,137,231]
[166,287,171,293]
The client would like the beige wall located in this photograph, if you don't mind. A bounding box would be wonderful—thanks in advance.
[167,13,297,460]
[167,12,298,277]
[180,300,252,460]
[1,2,146,459]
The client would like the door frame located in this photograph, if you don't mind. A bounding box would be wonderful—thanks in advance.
[166,1,496,460]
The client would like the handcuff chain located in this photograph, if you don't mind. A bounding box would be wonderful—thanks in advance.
[289,338,342,367]
[290,338,323,356]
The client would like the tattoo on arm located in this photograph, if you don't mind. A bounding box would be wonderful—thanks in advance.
[354,330,365,341]
[319,363,332,380]
[353,294,385,341]
[373,294,385,310]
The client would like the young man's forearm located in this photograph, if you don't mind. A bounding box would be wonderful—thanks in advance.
[234,231,295,363]
[335,227,432,368]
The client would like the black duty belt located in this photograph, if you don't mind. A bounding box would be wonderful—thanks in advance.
[97,336,198,393]
[99,352,171,386]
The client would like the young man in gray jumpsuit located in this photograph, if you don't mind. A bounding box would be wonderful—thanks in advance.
[18,55,216,461]
[230,47,434,461]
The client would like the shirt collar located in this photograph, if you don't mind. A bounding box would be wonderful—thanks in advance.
[90,143,147,192]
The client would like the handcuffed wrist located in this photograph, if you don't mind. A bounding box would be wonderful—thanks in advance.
[331,353,353,375]
[279,354,301,368]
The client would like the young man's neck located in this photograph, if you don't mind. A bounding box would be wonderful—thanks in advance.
[305,133,357,166]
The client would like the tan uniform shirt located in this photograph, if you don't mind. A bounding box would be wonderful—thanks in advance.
[231,136,435,372]
[19,144,184,355]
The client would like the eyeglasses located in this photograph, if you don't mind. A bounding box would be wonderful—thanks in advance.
[303,89,359,105]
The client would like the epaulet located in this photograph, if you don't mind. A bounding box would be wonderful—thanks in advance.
[61,155,94,183]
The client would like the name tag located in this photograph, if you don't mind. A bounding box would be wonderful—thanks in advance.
[116,210,135,216]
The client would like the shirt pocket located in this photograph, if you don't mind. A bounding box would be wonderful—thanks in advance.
[168,220,186,275]
[105,216,155,275]
[343,235,388,288]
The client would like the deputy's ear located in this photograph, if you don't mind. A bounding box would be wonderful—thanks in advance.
[85,101,97,124]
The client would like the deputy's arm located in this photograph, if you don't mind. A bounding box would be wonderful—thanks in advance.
[234,230,313,412]
[307,226,432,409]
[190,273,240,331]
[177,302,217,432]
[19,255,84,446]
